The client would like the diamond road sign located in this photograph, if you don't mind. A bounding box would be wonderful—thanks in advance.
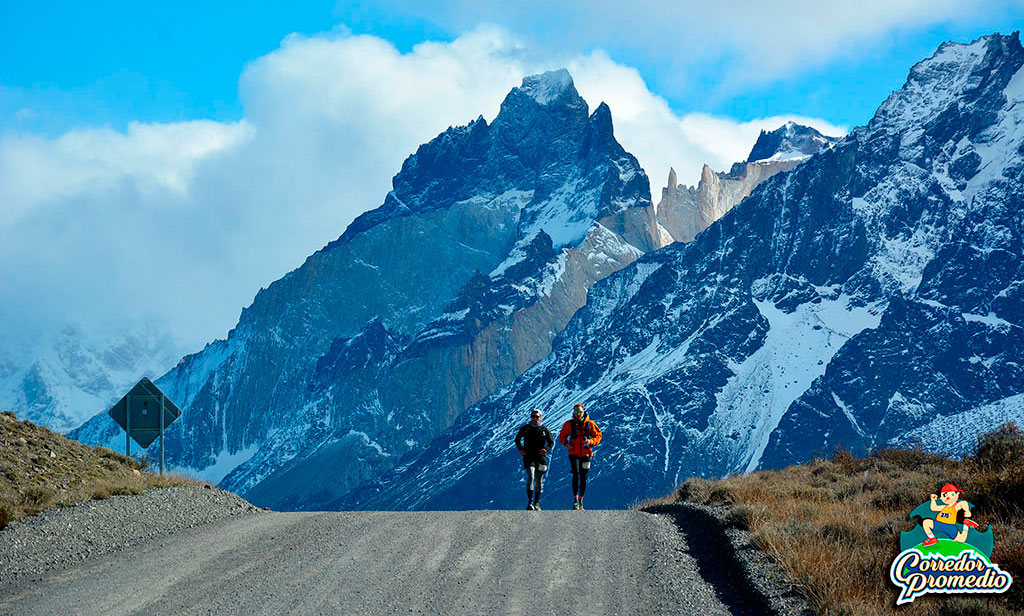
[108,377,181,449]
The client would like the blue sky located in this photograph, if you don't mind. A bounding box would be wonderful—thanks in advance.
[4,2,1022,134]
[1,1,1023,354]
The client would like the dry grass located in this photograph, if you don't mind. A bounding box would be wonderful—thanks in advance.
[668,423,1024,616]
[0,410,205,531]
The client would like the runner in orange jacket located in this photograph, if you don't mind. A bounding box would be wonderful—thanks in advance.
[559,403,602,510]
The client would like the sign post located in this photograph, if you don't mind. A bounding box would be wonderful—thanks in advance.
[125,394,131,457]
[108,378,182,475]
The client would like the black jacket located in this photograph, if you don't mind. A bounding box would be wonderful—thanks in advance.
[515,422,554,458]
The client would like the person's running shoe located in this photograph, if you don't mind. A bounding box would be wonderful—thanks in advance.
[578,501,585,511]
[923,537,938,547]
[526,503,535,510]
[533,504,542,511]
[572,501,581,510]
[963,519,979,529]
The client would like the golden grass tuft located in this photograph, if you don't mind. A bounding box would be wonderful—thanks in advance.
[668,423,1024,616]
[0,410,205,530]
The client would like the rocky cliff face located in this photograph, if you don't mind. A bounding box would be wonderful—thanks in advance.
[656,123,838,243]
[72,70,664,509]
[653,168,700,244]
[360,33,1024,511]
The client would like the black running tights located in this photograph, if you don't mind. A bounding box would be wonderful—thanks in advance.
[569,456,590,497]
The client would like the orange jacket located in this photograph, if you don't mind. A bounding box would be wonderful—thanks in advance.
[559,416,602,458]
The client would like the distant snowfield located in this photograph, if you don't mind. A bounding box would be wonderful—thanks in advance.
[0,323,186,432]
[199,444,261,484]
[892,394,1024,456]
[712,281,886,472]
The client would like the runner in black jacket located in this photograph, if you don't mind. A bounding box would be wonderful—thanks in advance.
[515,408,555,510]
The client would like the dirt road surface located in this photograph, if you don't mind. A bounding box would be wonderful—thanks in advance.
[0,509,758,615]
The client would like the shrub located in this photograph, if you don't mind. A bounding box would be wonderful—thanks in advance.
[819,521,860,544]
[1,413,204,530]
[0,461,18,482]
[933,598,1016,616]
[967,425,1024,521]
[831,445,858,473]
[833,480,858,501]
[873,443,951,472]
[871,476,932,512]
[871,516,906,539]
[972,422,1024,471]
[676,477,711,503]
[860,470,891,493]
[708,485,734,505]
[662,423,1024,616]
[725,504,764,530]
[991,537,1024,610]
[22,485,55,508]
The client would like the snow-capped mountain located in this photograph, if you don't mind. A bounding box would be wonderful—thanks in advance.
[72,70,665,507]
[356,33,1024,511]
[746,122,838,163]
[656,123,838,243]
[0,322,185,432]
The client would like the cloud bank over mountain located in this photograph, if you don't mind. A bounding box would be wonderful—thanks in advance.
[0,25,843,353]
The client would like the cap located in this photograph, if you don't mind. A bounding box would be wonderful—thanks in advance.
[530,408,542,417]
[940,483,963,494]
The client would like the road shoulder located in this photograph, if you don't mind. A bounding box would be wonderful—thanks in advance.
[644,503,816,616]
[0,485,261,583]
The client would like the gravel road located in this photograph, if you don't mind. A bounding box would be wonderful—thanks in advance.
[0,489,758,616]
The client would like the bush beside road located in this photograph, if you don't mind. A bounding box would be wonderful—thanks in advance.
[656,423,1024,616]
[0,410,202,531]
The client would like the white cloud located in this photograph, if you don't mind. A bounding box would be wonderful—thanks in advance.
[0,120,253,226]
[0,24,848,359]
[568,50,847,189]
[384,0,998,90]
[678,114,848,173]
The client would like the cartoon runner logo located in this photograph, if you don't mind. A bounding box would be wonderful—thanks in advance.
[890,483,1013,605]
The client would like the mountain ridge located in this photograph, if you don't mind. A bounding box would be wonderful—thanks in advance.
[353,32,1024,511]
[71,69,666,510]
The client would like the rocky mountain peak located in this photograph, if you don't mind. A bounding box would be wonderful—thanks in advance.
[495,70,588,127]
[656,123,839,245]
[70,66,664,509]
[577,102,629,174]
[872,32,1023,138]
[362,32,1024,511]
[333,71,597,247]
[745,122,838,163]
[518,69,577,106]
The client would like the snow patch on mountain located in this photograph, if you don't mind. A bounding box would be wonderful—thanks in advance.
[200,444,260,484]
[893,394,1024,456]
[719,281,886,472]
[0,322,185,432]
[876,38,989,132]
[585,223,644,269]
[965,63,1024,203]
[521,178,602,248]
[519,69,574,105]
